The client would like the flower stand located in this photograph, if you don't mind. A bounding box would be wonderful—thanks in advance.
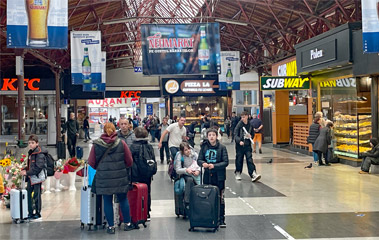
[68,172,76,191]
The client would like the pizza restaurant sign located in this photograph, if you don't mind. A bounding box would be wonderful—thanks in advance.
[88,98,139,108]
[165,79,216,94]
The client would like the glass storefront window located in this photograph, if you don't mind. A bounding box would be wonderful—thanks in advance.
[1,94,54,135]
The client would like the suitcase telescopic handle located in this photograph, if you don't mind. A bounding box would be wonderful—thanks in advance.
[82,162,88,189]
[200,166,212,185]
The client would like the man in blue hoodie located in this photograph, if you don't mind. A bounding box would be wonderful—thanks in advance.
[197,128,229,228]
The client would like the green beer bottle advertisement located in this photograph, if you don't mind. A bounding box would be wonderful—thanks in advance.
[226,63,233,89]
[82,47,91,83]
[198,25,210,71]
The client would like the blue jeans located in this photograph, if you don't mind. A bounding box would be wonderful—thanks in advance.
[103,193,131,227]
[169,147,179,161]
[312,144,318,162]
[150,129,156,142]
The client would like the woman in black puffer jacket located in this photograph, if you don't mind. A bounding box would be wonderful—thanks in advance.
[360,138,379,174]
[308,117,321,163]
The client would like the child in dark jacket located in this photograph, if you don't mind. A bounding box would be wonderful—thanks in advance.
[197,128,229,228]
[21,134,47,220]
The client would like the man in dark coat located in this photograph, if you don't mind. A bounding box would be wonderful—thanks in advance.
[64,112,79,158]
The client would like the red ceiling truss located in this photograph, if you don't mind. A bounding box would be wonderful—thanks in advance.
[0,0,361,75]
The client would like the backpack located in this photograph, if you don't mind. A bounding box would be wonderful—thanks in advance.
[168,152,184,180]
[138,144,157,178]
[44,153,56,177]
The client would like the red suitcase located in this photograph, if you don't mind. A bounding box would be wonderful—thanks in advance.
[120,183,148,229]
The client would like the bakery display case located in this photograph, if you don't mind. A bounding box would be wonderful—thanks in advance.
[333,113,371,158]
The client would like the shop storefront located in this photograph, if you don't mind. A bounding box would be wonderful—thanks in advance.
[162,76,228,128]
[265,57,313,150]
[295,22,379,166]
[0,77,56,139]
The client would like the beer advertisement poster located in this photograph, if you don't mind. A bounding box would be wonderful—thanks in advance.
[70,31,102,91]
[219,51,240,90]
[7,0,68,49]
[362,0,379,53]
[83,51,106,92]
[141,23,221,75]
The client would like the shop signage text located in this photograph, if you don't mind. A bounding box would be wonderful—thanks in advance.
[277,60,297,76]
[180,80,216,93]
[320,78,356,88]
[88,98,139,108]
[120,91,141,98]
[1,78,40,91]
[310,48,323,60]
[260,76,310,91]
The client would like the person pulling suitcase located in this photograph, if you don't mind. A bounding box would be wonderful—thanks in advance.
[196,128,229,228]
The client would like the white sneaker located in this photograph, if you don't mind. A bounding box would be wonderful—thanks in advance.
[251,171,261,182]
[235,172,242,181]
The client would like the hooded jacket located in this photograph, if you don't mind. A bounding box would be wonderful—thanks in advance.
[26,146,48,185]
[129,138,155,183]
[117,130,136,147]
[362,138,379,158]
[88,132,133,195]
[234,120,255,147]
[197,140,229,182]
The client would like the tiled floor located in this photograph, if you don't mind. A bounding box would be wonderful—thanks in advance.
[1,133,379,239]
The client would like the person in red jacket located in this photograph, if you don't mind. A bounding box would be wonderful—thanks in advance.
[88,123,134,234]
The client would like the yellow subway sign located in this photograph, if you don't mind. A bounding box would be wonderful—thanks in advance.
[260,76,310,91]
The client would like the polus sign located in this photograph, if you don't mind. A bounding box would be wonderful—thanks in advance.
[260,76,310,91]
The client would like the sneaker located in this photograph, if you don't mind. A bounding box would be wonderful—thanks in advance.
[220,220,226,228]
[259,149,262,154]
[325,163,331,166]
[253,150,256,153]
[107,226,116,234]
[235,172,242,181]
[359,170,369,174]
[33,213,41,219]
[251,171,261,182]
[124,223,134,231]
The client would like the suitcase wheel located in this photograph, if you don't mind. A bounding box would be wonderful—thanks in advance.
[213,228,218,233]
[14,219,21,224]
[188,227,193,232]
[88,225,92,231]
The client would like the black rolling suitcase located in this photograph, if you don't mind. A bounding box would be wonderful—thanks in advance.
[57,141,66,159]
[188,169,220,232]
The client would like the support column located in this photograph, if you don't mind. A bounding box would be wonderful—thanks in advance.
[258,68,264,121]
[169,95,173,118]
[16,52,26,145]
[371,76,378,139]
[55,70,62,143]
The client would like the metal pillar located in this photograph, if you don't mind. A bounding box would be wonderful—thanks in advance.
[258,68,264,121]
[55,70,62,143]
[16,51,26,144]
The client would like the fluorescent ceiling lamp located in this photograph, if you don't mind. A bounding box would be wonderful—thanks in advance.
[215,18,248,26]
[103,18,137,25]
[113,56,134,61]
[109,41,135,47]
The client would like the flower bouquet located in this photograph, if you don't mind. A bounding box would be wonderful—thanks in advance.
[54,159,64,179]
[64,157,80,172]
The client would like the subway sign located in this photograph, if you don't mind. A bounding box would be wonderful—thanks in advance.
[260,76,310,91]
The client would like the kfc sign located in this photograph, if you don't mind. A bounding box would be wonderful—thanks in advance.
[1,78,41,91]
[120,91,141,98]
[88,98,140,108]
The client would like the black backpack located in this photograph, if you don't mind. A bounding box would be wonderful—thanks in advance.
[44,153,56,177]
[138,144,157,178]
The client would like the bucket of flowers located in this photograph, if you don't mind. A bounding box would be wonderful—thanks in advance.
[54,159,65,180]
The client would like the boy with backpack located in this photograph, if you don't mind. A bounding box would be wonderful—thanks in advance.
[130,127,157,220]
[21,135,47,220]
[197,128,229,228]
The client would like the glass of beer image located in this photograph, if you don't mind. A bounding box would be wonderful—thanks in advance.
[25,0,50,47]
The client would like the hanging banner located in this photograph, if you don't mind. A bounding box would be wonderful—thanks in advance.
[219,51,240,90]
[260,76,310,91]
[7,0,68,49]
[362,0,379,53]
[70,31,102,90]
[83,51,106,92]
[141,23,221,75]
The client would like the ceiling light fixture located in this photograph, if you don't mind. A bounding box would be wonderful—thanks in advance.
[215,18,248,26]
[109,41,135,47]
[103,18,137,25]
